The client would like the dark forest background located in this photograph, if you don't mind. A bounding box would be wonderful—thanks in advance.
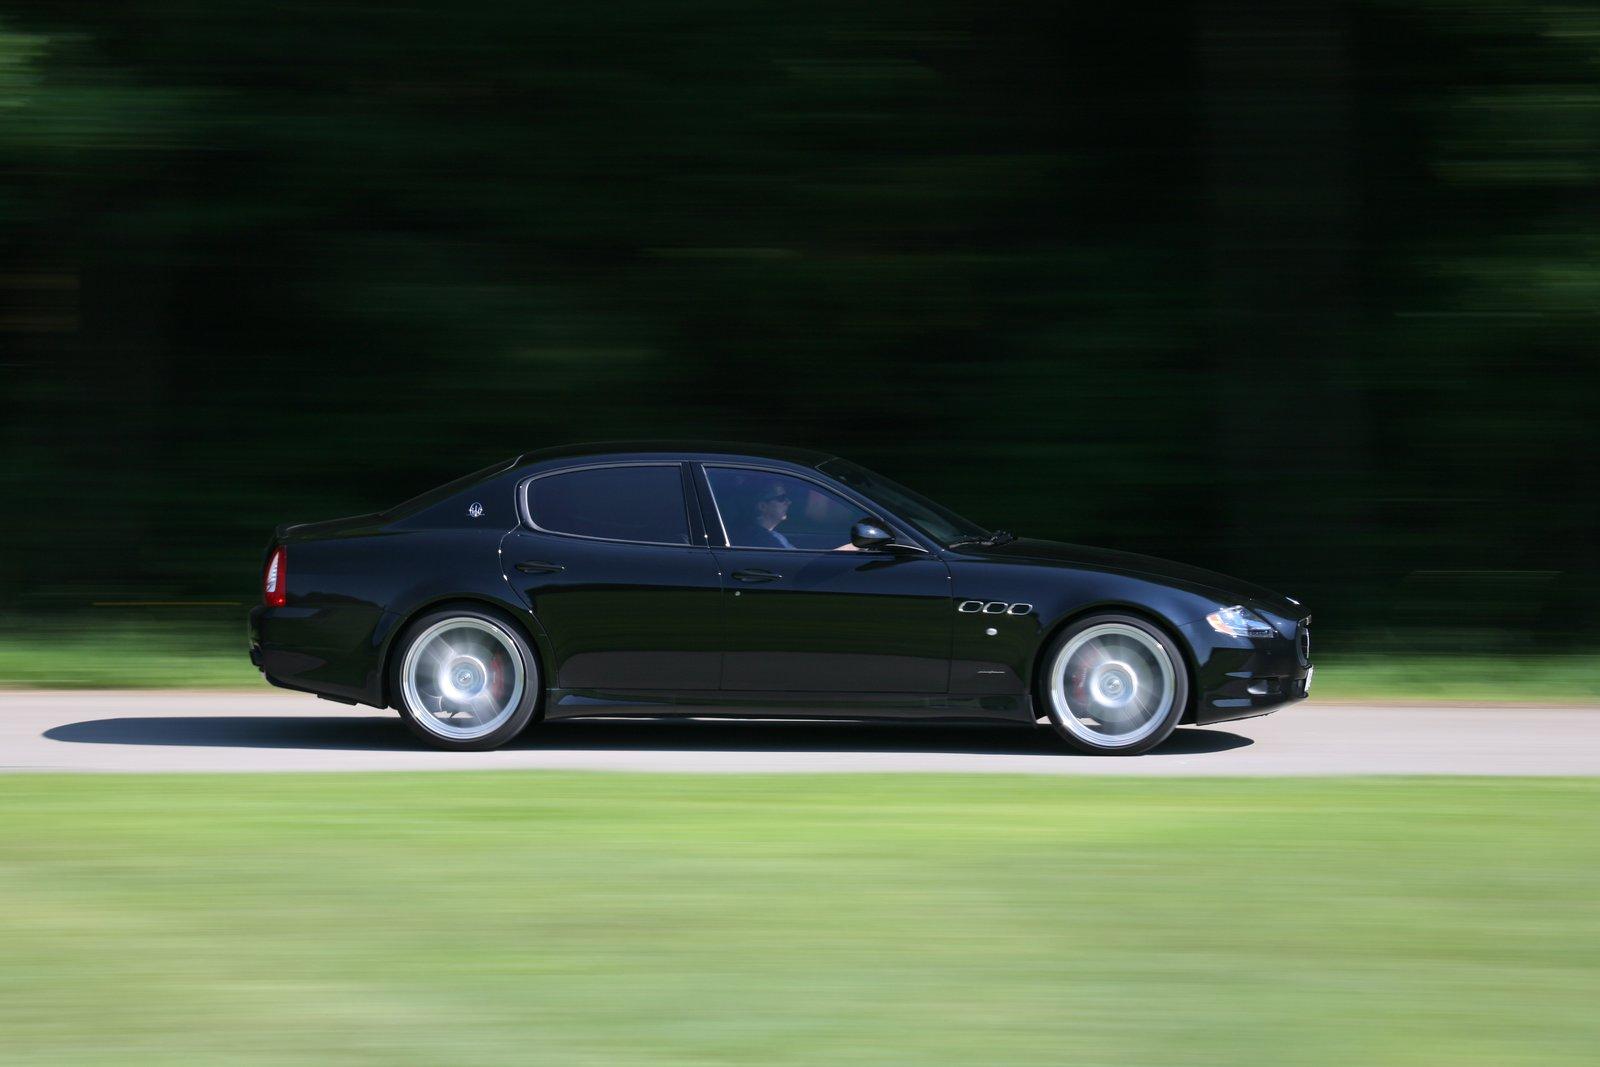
[2,1,1597,654]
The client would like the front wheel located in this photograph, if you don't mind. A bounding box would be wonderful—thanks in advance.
[391,608,540,751]
[1039,614,1189,756]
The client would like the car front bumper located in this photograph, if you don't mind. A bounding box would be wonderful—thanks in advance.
[1181,614,1313,726]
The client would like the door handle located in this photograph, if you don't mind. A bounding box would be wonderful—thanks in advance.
[515,560,565,574]
[731,568,781,583]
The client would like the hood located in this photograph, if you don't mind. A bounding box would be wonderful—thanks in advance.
[956,537,1302,618]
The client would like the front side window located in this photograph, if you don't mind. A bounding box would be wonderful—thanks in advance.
[705,467,871,551]
[526,465,689,544]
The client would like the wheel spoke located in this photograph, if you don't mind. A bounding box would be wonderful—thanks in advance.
[1076,644,1112,671]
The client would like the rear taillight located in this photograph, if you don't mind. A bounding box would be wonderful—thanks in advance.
[263,546,287,607]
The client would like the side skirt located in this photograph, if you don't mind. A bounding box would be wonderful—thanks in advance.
[544,688,1035,724]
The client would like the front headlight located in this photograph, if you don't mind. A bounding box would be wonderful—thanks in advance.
[1206,605,1276,639]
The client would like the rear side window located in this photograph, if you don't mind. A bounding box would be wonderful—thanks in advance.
[526,465,689,545]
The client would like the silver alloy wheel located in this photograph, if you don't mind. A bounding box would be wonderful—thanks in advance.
[400,617,528,741]
[1048,622,1176,749]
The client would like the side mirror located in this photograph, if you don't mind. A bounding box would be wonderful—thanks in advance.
[851,519,895,550]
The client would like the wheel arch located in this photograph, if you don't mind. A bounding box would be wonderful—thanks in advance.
[1029,601,1200,723]
[379,594,549,713]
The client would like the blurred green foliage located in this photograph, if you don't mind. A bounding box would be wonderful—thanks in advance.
[3,773,1598,1063]
[1,1,1596,651]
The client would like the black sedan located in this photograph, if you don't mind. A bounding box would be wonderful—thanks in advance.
[249,443,1312,754]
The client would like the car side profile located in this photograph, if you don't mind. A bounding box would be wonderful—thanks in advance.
[249,443,1312,754]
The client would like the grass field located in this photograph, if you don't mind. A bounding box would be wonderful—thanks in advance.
[0,624,257,689]
[2,773,1596,1064]
[4,622,1599,703]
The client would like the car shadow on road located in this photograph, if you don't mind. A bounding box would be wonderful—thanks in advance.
[43,715,1253,757]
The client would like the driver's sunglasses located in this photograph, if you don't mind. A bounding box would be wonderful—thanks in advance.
[761,494,791,504]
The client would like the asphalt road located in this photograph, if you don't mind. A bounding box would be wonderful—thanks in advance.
[3,689,1599,775]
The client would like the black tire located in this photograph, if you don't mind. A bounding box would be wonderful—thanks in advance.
[388,606,541,751]
[1037,613,1190,756]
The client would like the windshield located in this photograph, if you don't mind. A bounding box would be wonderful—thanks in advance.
[816,458,990,547]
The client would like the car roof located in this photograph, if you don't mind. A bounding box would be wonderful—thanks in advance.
[512,441,837,470]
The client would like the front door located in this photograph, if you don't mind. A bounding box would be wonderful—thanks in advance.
[700,465,952,693]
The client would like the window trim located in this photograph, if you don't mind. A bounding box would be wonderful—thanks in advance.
[698,463,932,555]
[518,461,698,548]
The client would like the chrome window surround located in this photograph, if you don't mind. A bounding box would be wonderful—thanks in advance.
[517,461,697,548]
[698,463,932,555]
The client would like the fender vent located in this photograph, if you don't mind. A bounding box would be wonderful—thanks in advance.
[958,600,1033,616]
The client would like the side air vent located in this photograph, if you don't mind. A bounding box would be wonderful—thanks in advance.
[958,600,1035,615]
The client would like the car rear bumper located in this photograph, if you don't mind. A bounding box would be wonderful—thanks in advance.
[248,603,390,707]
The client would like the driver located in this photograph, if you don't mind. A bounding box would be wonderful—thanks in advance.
[731,479,859,551]
[736,481,798,549]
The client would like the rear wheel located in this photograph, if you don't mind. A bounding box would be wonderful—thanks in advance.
[1040,614,1188,755]
[391,608,540,750]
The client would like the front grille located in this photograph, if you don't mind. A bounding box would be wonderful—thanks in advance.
[1298,618,1311,664]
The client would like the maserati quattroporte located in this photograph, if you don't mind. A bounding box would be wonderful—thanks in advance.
[249,443,1312,754]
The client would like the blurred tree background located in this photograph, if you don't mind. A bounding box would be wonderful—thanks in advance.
[1,0,1596,654]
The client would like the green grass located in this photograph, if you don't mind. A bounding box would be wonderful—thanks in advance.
[1,773,1597,1065]
[1310,653,1600,703]
[0,623,256,689]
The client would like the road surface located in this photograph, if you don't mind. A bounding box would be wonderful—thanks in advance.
[3,689,1599,775]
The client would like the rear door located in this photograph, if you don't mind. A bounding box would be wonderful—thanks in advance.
[502,462,723,691]
[697,464,952,693]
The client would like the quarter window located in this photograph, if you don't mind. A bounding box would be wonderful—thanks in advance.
[526,465,689,544]
[705,467,872,551]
